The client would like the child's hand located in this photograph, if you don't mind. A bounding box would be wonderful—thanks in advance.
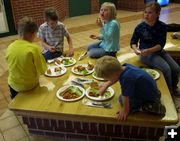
[67,48,74,57]
[134,48,141,55]
[96,18,104,27]
[49,46,56,53]
[89,34,98,39]
[116,109,129,121]
[140,49,150,56]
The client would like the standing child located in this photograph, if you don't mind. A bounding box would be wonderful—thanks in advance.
[130,2,180,96]
[38,7,74,60]
[87,2,120,58]
[95,56,166,121]
[6,17,47,99]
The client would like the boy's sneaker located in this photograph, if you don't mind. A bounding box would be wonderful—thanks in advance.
[142,102,166,115]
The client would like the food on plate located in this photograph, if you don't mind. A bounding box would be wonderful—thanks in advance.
[60,86,82,99]
[47,69,52,75]
[143,68,157,79]
[87,62,94,70]
[74,65,88,75]
[61,58,74,65]
[54,59,61,65]
[54,67,62,72]
[88,82,111,97]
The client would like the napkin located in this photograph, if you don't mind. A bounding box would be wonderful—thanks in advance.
[39,75,55,91]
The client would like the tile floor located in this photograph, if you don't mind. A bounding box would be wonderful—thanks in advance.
[0,3,180,141]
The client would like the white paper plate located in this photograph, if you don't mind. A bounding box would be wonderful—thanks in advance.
[45,65,66,77]
[54,57,76,67]
[85,87,114,101]
[71,64,94,76]
[143,68,160,80]
[92,72,106,81]
[56,85,85,102]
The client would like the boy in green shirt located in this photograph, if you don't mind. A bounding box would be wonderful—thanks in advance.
[6,17,47,99]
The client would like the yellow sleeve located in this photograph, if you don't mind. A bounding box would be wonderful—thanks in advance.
[33,45,47,75]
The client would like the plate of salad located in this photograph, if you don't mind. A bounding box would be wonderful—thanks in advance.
[71,63,94,76]
[56,85,85,102]
[143,68,160,80]
[85,82,114,101]
[54,57,76,67]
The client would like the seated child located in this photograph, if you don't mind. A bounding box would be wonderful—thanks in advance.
[87,2,120,58]
[6,17,47,99]
[95,56,166,121]
[38,7,74,60]
[130,2,180,96]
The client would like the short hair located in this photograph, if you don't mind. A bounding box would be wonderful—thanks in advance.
[145,2,161,13]
[101,2,117,20]
[95,56,122,79]
[18,17,38,37]
[44,7,59,21]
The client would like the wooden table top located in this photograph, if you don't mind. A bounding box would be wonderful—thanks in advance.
[9,53,178,127]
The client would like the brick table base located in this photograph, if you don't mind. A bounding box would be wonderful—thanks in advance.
[22,116,164,141]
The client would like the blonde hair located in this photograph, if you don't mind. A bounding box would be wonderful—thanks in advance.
[101,2,117,20]
[95,56,122,79]
[145,2,161,13]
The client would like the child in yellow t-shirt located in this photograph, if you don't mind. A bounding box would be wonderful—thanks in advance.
[6,17,47,99]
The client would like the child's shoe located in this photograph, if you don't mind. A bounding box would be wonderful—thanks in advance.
[142,102,166,115]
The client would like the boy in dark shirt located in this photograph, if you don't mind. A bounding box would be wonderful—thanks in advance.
[95,56,166,120]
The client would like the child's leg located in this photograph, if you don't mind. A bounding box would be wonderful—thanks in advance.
[142,101,166,115]
[87,42,106,58]
[87,42,101,51]
[8,85,18,99]
[43,51,62,60]
[160,50,180,92]
[105,52,117,57]
[141,53,174,94]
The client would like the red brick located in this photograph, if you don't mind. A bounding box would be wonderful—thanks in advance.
[28,117,37,129]
[22,116,29,124]
[99,123,106,133]
[65,120,74,132]
[82,122,90,134]
[66,133,87,140]
[73,121,82,133]
[29,129,44,136]
[148,127,159,140]
[89,123,98,135]
[111,138,135,141]
[88,135,110,141]
[45,131,65,137]
[123,125,131,138]
[114,125,123,137]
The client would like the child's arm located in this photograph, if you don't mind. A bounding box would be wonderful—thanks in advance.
[140,45,162,56]
[41,41,56,53]
[99,78,118,96]
[116,96,130,121]
[131,44,141,55]
[66,35,74,57]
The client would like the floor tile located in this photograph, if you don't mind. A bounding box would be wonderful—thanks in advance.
[0,115,20,132]
[18,136,30,141]
[0,109,14,120]
[3,125,27,141]
[0,132,5,141]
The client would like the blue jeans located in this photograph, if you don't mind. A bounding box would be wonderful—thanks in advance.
[87,42,117,58]
[140,50,180,95]
[43,51,62,61]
